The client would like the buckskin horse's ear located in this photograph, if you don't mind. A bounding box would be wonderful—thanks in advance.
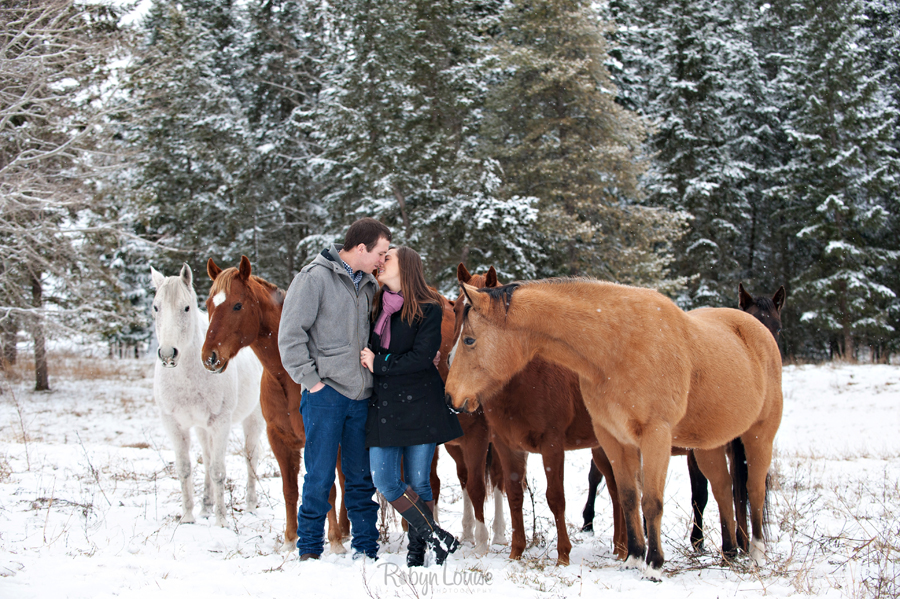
[485,266,498,288]
[462,283,492,315]
[773,285,786,313]
[238,255,252,280]
[457,263,471,284]
[738,282,753,311]
[207,258,223,281]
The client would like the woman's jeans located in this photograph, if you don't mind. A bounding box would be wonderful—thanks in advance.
[369,443,437,503]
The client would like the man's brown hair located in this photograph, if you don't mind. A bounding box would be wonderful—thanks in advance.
[342,218,392,251]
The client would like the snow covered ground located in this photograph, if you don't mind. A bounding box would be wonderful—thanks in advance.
[1,352,898,598]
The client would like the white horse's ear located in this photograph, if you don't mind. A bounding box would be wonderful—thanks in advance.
[180,263,193,289]
[150,266,165,289]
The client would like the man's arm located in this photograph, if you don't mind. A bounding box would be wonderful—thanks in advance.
[278,270,324,391]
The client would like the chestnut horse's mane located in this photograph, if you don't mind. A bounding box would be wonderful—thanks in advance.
[209,267,286,305]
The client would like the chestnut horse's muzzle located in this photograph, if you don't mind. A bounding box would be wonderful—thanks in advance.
[203,350,227,374]
[444,393,470,414]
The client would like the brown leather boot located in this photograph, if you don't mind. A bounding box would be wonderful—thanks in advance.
[389,488,459,565]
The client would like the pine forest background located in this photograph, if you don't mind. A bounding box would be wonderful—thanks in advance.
[2,0,900,390]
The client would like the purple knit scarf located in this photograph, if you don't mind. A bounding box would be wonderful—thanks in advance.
[374,290,404,349]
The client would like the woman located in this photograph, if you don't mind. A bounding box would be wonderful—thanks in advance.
[360,246,463,566]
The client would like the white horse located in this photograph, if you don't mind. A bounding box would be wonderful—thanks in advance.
[150,263,264,527]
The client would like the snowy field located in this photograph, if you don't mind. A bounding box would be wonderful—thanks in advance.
[1,351,898,598]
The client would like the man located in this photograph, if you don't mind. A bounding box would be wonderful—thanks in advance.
[279,217,391,560]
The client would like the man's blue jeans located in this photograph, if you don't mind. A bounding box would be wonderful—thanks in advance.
[297,385,379,557]
[369,443,436,503]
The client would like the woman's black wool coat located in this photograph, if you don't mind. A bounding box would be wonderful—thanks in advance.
[365,301,463,448]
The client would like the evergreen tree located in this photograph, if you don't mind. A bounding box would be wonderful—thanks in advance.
[125,0,252,278]
[781,0,899,359]
[482,0,685,289]
[311,0,540,290]
[235,0,330,283]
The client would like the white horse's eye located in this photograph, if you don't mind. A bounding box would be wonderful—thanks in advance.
[184,306,190,312]
[153,305,158,312]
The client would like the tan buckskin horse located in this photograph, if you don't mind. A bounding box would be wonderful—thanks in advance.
[200,256,348,554]
[451,265,624,565]
[445,278,783,580]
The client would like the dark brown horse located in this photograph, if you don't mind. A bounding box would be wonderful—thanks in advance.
[446,278,783,580]
[451,265,625,565]
[582,282,786,554]
[200,256,348,553]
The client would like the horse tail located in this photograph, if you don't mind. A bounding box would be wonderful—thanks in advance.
[763,471,772,543]
[484,442,504,495]
[730,438,751,549]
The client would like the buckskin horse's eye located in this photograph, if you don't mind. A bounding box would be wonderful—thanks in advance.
[464,337,475,346]
[233,303,242,311]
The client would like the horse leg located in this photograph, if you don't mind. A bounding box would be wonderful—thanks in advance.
[740,425,777,565]
[488,445,507,545]
[581,459,602,532]
[463,432,491,554]
[242,408,264,512]
[161,414,195,523]
[493,440,528,560]
[540,444,571,565]
[692,447,739,559]
[591,447,627,560]
[205,420,231,527]
[195,427,214,519]
[637,425,674,580]
[429,449,441,524]
[336,446,350,538]
[268,427,301,551]
[326,448,347,553]
[591,426,645,570]
[687,450,709,552]
[444,443,473,542]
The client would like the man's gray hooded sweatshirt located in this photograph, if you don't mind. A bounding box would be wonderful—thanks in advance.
[279,245,377,400]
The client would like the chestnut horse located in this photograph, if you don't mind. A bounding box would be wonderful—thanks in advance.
[436,296,506,553]
[446,278,783,580]
[200,256,347,553]
[451,265,624,565]
[582,282,786,554]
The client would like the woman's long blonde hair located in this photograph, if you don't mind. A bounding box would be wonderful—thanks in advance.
[372,246,444,325]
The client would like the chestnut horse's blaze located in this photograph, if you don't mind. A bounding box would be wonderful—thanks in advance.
[201,256,348,553]
[446,278,783,580]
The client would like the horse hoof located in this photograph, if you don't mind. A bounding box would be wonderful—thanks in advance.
[180,513,196,524]
[557,556,570,567]
[623,555,643,570]
[642,565,664,582]
[329,542,347,555]
[750,539,765,566]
